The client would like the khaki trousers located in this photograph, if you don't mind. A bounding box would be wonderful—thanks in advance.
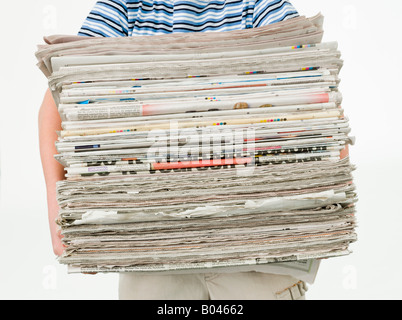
[119,272,307,300]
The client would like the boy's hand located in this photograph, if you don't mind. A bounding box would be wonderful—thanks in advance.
[48,201,65,257]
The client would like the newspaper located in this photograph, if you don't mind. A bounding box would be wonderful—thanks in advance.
[35,13,357,283]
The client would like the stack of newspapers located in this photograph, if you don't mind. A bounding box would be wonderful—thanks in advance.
[36,13,357,277]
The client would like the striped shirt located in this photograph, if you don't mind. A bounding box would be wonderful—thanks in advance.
[78,0,299,37]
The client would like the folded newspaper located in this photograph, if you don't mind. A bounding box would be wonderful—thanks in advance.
[36,13,357,284]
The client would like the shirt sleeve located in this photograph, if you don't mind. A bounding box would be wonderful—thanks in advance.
[253,0,299,28]
[78,0,130,37]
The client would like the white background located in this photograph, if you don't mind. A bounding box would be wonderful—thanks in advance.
[0,0,401,300]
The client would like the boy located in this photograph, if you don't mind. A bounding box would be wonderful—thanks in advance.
[39,0,307,300]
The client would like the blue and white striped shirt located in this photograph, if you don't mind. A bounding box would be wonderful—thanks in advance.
[78,0,299,36]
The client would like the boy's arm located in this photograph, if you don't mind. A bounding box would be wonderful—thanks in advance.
[38,89,65,257]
